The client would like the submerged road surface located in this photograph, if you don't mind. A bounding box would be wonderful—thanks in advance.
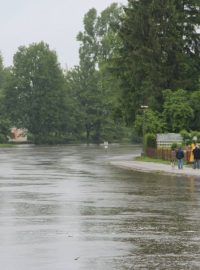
[0,144,200,270]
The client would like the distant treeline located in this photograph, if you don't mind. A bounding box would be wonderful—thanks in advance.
[0,1,199,144]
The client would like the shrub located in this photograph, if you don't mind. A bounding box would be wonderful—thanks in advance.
[171,143,178,150]
[144,133,156,149]
[0,134,8,143]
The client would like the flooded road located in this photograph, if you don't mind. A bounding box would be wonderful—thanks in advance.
[0,144,200,270]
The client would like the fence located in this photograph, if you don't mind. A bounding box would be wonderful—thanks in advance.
[146,148,192,163]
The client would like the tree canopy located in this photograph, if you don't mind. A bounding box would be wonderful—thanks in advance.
[4,42,70,143]
[118,0,200,122]
[0,1,200,144]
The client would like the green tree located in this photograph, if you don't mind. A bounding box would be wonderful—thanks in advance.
[96,4,127,131]
[66,65,104,143]
[96,3,124,64]
[77,9,102,143]
[0,119,11,143]
[190,90,200,130]
[0,54,11,110]
[76,7,125,143]
[0,54,12,142]
[118,0,200,122]
[163,89,194,132]
[5,42,70,143]
[75,5,131,143]
[134,109,165,136]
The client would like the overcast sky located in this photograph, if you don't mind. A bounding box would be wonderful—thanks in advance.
[1,0,127,69]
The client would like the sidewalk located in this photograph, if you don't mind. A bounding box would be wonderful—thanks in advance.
[110,160,200,178]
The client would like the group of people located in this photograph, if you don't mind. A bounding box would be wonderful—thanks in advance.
[172,144,200,170]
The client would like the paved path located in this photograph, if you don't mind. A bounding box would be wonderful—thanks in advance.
[110,160,200,178]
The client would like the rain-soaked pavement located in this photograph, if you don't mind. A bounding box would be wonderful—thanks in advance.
[0,144,200,270]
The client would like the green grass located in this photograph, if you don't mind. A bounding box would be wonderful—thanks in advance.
[0,144,16,148]
[135,156,171,165]
[135,155,193,168]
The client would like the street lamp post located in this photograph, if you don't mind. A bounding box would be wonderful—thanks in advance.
[141,105,148,156]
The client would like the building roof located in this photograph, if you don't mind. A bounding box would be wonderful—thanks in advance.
[157,133,182,142]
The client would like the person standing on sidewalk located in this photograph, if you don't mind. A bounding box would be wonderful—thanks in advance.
[171,148,176,168]
[192,145,200,169]
[176,147,184,169]
[189,143,195,163]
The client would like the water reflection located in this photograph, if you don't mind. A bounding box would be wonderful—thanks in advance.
[0,145,200,269]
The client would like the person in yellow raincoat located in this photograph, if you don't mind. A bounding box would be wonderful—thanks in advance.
[189,143,195,163]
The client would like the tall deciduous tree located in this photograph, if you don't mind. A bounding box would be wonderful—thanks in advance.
[76,9,103,143]
[76,8,109,143]
[0,54,12,142]
[5,42,69,143]
[65,65,101,143]
[118,0,200,123]
[96,4,125,126]
[75,5,127,143]
[190,90,200,130]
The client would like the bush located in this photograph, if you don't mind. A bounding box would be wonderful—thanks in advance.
[144,133,156,149]
[171,143,178,150]
[180,130,190,142]
[0,134,8,143]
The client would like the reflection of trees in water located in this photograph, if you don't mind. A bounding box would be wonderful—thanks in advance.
[189,176,195,196]
[1,145,200,269]
[134,175,200,269]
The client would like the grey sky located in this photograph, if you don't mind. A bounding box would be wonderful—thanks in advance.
[1,0,127,69]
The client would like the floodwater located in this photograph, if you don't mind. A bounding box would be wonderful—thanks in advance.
[0,144,200,270]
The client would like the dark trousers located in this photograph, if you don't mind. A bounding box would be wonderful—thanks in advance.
[193,159,200,169]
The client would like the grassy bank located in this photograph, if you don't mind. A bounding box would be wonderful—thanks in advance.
[135,156,193,168]
[135,156,171,165]
[0,144,16,148]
